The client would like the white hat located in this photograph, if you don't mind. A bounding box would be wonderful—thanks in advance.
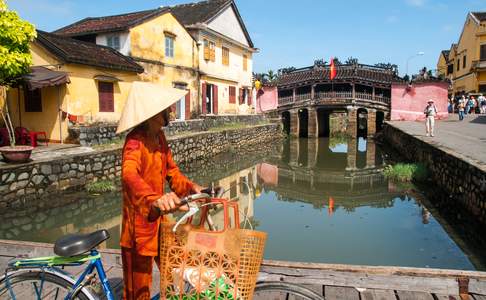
[427,99,434,103]
[116,81,187,134]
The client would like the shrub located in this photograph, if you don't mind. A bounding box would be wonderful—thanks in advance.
[86,180,116,194]
[384,163,428,182]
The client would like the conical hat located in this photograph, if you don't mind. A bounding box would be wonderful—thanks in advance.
[116,81,188,134]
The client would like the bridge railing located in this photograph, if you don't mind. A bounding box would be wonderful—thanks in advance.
[355,92,373,100]
[316,91,352,99]
[295,93,311,102]
[278,95,294,106]
[278,91,390,106]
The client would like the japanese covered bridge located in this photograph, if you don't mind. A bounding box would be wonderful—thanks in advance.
[277,63,395,138]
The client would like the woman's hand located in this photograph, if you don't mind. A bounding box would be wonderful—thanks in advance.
[191,184,205,194]
[148,192,188,222]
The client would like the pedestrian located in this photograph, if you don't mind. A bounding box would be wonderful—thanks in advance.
[424,99,438,137]
[448,96,454,114]
[462,95,468,115]
[116,82,204,300]
[457,97,465,121]
[470,96,477,114]
[480,94,486,114]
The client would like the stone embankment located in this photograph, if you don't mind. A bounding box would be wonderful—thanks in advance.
[0,124,282,207]
[382,123,486,228]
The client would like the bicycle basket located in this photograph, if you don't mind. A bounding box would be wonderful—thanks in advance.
[160,199,267,300]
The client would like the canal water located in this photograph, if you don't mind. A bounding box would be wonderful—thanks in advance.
[1,137,484,271]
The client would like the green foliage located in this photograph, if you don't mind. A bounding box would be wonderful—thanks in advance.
[86,180,117,194]
[0,0,36,86]
[384,163,428,183]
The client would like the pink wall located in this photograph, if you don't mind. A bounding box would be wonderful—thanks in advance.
[256,86,278,113]
[391,82,449,121]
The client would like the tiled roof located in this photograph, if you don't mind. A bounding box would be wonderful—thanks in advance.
[278,64,396,87]
[169,0,231,26]
[471,12,486,22]
[36,31,144,73]
[54,8,166,36]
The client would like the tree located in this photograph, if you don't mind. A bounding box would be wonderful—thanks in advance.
[345,56,358,65]
[314,59,327,67]
[0,0,36,147]
[265,70,278,83]
[332,57,342,65]
[374,62,398,75]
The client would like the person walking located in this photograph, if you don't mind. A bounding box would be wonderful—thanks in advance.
[458,97,465,121]
[480,94,486,114]
[424,99,438,137]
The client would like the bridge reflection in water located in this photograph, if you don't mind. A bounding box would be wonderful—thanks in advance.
[261,137,391,212]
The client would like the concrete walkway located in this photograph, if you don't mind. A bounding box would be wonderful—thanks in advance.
[388,114,486,167]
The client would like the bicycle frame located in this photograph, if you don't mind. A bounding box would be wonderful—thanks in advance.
[6,249,114,300]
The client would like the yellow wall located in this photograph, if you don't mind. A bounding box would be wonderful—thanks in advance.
[447,14,486,94]
[130,13,199,118]
[4,42,139,143]
[436,53,447,77]
[199,33,255,114]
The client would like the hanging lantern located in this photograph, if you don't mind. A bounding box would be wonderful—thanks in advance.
[254,79,262,91]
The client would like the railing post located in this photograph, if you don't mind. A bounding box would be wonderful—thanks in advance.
[292,88,296,103]
[352,83,356,99]
[311,84,316,100]
[372,86,375,101]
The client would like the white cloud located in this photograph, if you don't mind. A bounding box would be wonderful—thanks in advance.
[406,0,426,7]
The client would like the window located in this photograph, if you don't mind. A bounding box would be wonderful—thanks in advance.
[463,55,467,69]
[481,44,486,61]
[222,47,229,66]
[203,39,215,62]
[107,35,120,51]
[243,54,247,71]
[447,64,453,75]
[479,84,486,93]
[98,82,114,112]
[457,59,460,71]
[229,86,236,104]
[165,36,174,58]
[25,88,42,112]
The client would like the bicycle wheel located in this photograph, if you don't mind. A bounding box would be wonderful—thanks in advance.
[253,282,324,300]
[0,269,96,300]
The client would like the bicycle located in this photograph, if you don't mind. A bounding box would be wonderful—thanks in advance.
[0,189,324,300]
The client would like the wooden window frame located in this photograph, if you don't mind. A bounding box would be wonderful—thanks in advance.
[222,46,229,66]
[457,59,460,71]
[480,44,486,61]
[98,81,114,112]
[463,55,467,69]
[25,88,42,112]
[229,86,236,104]
[107,35,120,51]
[165,36,174,58]
[203,39,216,62]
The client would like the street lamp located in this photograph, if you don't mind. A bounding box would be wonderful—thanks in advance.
[405,51,425,77]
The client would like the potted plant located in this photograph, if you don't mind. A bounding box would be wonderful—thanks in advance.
[0,0,36,163]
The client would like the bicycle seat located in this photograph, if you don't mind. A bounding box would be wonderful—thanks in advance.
[54,230,110,257]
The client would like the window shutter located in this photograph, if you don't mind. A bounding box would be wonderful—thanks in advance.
[243,54,247,71]
[481,44,486,61]
[210,43,216,62]
[239,88,244,104]
[98,82,114,112]
[247,88,252,106]
[202,82,207,114]
[229,86,236,104]
[213,85,218,115]
[185,92,191,120]
[204,45,210,60]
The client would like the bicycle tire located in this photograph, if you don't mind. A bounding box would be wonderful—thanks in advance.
[254,281,324,300]
[0,269,96,300]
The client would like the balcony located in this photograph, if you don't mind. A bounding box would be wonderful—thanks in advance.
[278,91,390,106]
[471,60,486,71]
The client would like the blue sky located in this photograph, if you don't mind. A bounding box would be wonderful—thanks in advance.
[8,0,486,75]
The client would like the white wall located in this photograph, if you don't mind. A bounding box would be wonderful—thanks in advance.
[96,32,131,56]
[207,6,249,47]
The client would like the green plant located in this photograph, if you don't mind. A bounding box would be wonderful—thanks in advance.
[86,180,116,194]
[383,163,428,182]
[0,0,36,146]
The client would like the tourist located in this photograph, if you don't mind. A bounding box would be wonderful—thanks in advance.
[448,96,454,114]
[480,94,486,114]
[116,82,204,300]
[424,99,438,137]
[462,95,468,115]
[470,96,477,114]
[458,97,465,121]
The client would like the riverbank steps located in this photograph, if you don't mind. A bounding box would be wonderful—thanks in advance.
[382,123,486,239]
[0,124,283,207]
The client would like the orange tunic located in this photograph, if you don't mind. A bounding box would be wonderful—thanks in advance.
[120,128,194,256]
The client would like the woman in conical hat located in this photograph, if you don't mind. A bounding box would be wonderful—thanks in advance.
[117,82,203,300]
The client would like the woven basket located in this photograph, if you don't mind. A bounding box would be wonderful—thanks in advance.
[160,199,267,300]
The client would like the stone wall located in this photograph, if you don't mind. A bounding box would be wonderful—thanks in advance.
[68,115,268,145]
[0,124,282,207]
[382,124,486,228]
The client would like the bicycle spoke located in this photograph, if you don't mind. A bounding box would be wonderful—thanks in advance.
[33,282,42,299]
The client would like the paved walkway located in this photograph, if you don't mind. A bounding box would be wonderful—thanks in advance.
[388,114,486,167]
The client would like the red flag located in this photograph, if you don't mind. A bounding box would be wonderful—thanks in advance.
[330,57,337,80]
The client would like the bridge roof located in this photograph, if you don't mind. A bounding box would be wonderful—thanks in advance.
[278,64,397,88]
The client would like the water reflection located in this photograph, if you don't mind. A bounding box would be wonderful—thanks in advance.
[0,137,483,270]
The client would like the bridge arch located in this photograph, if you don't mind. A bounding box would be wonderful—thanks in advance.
[317,108,330,137]
[376,110,385,132]
[281,111,291,135]
[298,108,309,137]
[357,108,368,137]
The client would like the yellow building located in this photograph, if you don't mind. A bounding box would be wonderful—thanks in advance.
[438,12,486,95]
[54,0,258,117]
[170,0,258,115]
[4,30,142,143]
[54,7,200,120]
